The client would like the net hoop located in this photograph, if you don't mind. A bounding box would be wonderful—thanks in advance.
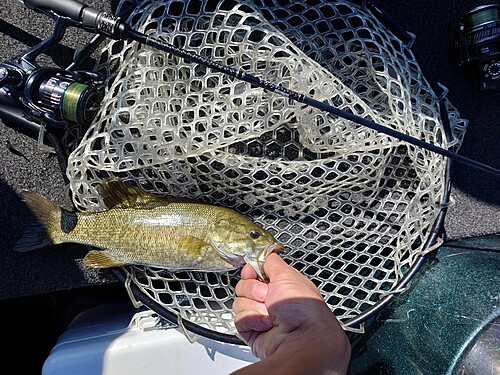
[66,0,468,341]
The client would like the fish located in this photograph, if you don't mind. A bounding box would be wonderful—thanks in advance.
[13,178,283,280]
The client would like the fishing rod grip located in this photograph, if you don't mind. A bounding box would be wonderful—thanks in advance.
[21,0,128,38]
[21,0,86,20]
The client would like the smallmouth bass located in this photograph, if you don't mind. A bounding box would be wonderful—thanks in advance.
[14,179,283,279]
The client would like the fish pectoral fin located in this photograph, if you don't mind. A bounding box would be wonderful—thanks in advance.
[83,250,128,268]
[177,236,211,256]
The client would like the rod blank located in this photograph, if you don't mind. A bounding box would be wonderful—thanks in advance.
[125,29,500,177]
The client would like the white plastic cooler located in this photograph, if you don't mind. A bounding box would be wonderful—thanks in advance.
[42,304,258,375]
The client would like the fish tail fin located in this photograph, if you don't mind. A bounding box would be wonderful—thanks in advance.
[13,191,62,252]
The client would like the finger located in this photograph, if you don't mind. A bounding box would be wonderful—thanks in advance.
[240,263,258,280]
[233,297,269,317]
[235,278,268,302]
[234,307,273,334]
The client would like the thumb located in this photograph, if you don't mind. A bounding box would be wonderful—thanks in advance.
[262,253,303,281]
[263,253,323,299]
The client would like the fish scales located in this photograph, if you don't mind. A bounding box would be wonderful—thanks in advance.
[59,203,242,269]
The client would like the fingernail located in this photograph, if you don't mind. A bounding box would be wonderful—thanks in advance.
[253,284,268,300]
[256,302,268,315]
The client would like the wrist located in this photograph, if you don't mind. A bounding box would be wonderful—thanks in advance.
[271,320,351,374]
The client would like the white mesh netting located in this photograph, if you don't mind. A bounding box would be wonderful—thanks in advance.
[66,0,468,335]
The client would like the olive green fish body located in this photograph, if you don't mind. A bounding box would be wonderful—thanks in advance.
[62,204,245,271]
[14,179,283,277]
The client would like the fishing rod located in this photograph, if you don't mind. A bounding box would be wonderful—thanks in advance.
[15,0,500,176]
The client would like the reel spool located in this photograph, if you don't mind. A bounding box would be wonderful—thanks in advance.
[31,70,101,125]
[0,62,102,128]
[457,4,500,90]
[66,0,468,341]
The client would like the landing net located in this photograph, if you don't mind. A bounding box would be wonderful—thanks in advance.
[66,0,467,338]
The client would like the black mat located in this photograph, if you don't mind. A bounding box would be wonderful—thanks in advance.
[0,0,498,300]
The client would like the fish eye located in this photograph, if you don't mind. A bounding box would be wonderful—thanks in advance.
[249,230,261,239]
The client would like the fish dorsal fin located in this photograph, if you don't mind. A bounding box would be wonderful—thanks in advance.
[83,250,128,268]
[101,178,187,209]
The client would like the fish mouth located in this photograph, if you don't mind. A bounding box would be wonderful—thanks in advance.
[246,242,284,282]
[257,242,284,262]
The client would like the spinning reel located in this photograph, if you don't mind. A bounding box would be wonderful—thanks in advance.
[0,6,112,147]
[0,62,102,129]
[457,4,500,91]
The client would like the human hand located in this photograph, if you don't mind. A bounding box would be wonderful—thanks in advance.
[233,253,350,374]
